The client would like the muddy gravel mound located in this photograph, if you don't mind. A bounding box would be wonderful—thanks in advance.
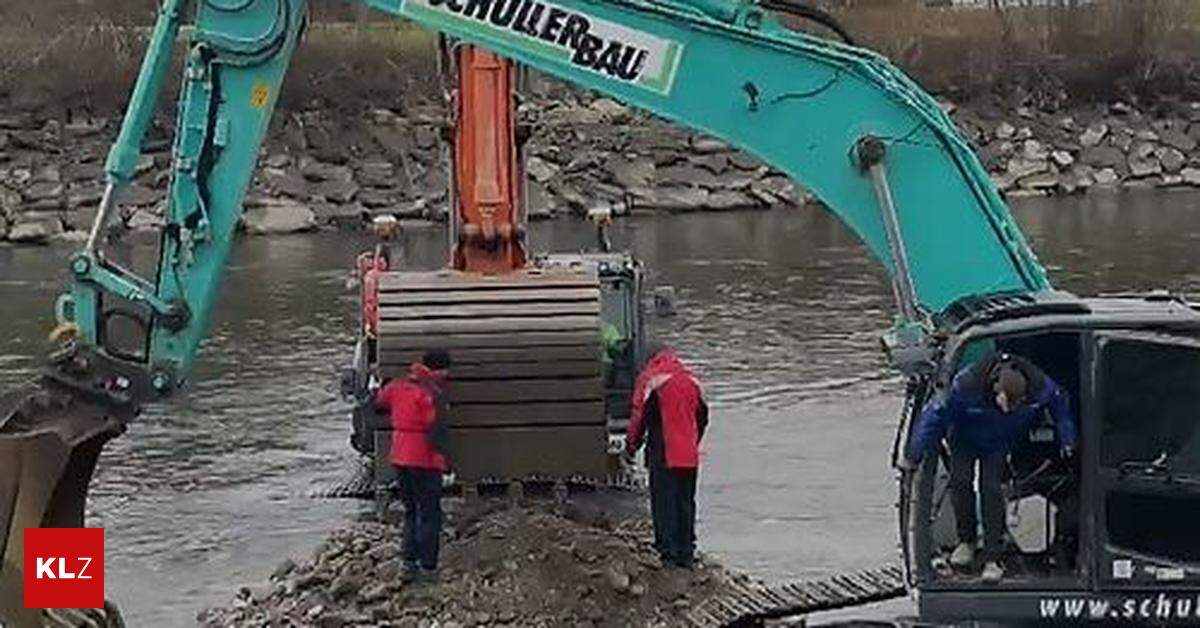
[198,500,741,627]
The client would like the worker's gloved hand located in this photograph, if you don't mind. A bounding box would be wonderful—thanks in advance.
[1060,446,1076,461]
[442,470,456,489]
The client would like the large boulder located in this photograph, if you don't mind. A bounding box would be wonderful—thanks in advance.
[657,163,710,187]
[1128,153,1162,178]
[589,98,631,124]
[242,199,317,235]
[62,162,105,183]
[0,185,20,213]
[705,190,760,211]
[357,161,396,188]
[300,159,353,183]
[1156,147,1186,174]
[526,156,559,184]
[750,176,806,206]
[1079,146,1125,169]
[690,136,729,155]
[261,168,310,199]
[23,181,64,203]
[1006,157,1049,179]
[126,208,163,232]
[314,179,360,204]
[8,217,60,244]
[607,157,655,190]
[1181,168,1200,187]
[120,184,161,207]
[1093,168,1121,186]
[1160,128,1197,153]
[640,186,709,211]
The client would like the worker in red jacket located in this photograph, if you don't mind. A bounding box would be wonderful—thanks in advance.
[375,349,452,582]
[626,344,709,569]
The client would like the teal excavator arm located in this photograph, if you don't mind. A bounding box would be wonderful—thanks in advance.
[53,0,1050,401]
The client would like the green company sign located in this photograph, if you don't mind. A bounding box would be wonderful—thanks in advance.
[400,0,683,95]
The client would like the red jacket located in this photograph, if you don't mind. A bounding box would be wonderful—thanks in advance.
[375,363,449,471]
[626,349,708,469]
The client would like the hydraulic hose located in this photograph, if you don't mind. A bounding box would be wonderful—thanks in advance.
[758,0,856,46]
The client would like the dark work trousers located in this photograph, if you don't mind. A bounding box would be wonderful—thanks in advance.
[649,464,698,563]
[949,444,1006,560]
[397,467,443,570]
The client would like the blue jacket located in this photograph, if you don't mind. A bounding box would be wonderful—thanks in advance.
[908,357,1077,460]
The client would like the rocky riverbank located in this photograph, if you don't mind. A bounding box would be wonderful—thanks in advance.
[197,500,740,628]
[2,91,1200,245]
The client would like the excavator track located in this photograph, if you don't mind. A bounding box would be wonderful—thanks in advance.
[689,564,907,627]
[375,266,610,483]
[0,379,128,627]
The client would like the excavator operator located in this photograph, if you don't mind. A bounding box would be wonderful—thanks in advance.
[626,344,710,569]
[375,349,453,583]
[904,352,1077,583]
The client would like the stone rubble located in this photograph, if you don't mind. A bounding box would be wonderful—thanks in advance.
[197,500,739,628]
[2,92,1200,245]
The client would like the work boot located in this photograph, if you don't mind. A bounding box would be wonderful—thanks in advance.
[949,542,976,568]
[401,561,420,583]
[415,567,439,585]
[981,561,1005,583]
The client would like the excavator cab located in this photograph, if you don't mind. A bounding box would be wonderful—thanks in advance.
[898,291,1200,625]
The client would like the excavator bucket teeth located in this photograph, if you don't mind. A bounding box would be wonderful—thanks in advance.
[376,268,610,482]
[0,380,125,627]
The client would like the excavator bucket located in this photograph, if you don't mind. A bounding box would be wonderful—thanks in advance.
[375,267,609,482]
[0,381,125,627]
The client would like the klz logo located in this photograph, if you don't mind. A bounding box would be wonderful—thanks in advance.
[23,528,104,609]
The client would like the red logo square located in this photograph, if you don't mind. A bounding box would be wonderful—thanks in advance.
[23,528,104,609]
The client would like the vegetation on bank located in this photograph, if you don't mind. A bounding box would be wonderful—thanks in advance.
[0,0,1197,114]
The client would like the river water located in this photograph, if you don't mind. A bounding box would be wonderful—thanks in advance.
[2,190,1200,625]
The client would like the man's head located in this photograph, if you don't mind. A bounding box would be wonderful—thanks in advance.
[990,356,1027,413]
[644,341,670,367]
[421,349,451,371]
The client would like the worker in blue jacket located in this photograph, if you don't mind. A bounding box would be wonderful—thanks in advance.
[904,351,1076,583]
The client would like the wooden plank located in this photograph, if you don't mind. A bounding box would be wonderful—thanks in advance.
[378,287,600,306]
[454,360,602,380]
[380,345,600,365]
[380,360,602,380]
[379,301,600,320]
[379,315,598,335]
[449,378,602,403]
[380,270,596,292]
[380,331,599,350]
[449,400,606,427]
[442,425,610,481]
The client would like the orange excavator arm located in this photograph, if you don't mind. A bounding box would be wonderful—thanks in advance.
[449,44,528,274]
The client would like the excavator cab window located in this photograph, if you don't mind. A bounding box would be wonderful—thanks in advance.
[911,330,1085,588]
[1094,333,1200,584]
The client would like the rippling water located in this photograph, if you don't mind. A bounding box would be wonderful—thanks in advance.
[2,190,1199,625]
